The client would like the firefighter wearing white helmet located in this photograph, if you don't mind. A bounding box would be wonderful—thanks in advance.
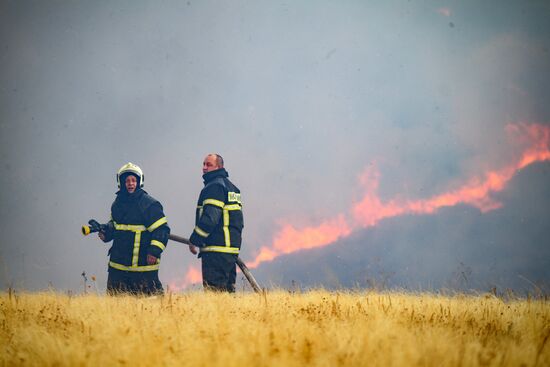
[117,162,144,188]
[98,162,170,295]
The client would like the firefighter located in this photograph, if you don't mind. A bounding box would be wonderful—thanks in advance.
[98,162,170,295]
[188,154,244,292]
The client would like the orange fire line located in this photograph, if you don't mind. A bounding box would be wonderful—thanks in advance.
[177,123,549,285]
[248,123,549,268]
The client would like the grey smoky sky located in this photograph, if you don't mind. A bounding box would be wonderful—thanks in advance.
[1,1,549,292]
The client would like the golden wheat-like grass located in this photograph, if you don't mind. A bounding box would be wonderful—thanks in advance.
[1,289,549,366]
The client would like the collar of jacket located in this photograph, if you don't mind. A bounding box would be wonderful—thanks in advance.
[202,168,228,184]
[115,188,146,203]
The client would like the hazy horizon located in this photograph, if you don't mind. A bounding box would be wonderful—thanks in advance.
[1,0,549,292]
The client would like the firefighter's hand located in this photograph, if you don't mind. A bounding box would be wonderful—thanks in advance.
[98,231,106,241]
[147,254,158,265]
[188,244,198,255]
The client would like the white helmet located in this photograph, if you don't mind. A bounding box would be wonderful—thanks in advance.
[117,162,144,188]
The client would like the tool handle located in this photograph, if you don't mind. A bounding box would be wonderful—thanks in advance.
[168,234,261,293]
[235,257,262,293]
[168,233,193,245]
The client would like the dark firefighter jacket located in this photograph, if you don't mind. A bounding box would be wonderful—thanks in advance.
[101,189,170,272]
[189,168,243,255]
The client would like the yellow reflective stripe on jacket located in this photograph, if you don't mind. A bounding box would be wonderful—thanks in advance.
[224,204,242,210]
[113,222,145,267]
[194,226,209,238]
[222,204,241,246]
[132,231,142,266]
[198,199,242,248]
[203,198,225,208]
[223,208,230,246]
[150,239,166,251]
[147,217,167,232]
[109,261,159,272]
[200,246,240,254]
[114,222,146,232]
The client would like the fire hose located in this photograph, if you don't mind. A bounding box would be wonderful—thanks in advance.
[82,220,262,293]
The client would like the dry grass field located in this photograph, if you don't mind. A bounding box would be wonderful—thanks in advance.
[1,289,549,366]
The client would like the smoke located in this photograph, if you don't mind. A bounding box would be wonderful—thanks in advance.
[252,160,550,293]
[177,122,549,289]
[1,1,549,291]
[238,123,548,267]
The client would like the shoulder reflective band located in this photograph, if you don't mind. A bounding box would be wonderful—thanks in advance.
[147,217,168,232]
[150,239,166,251]
[203,198,225,208]
[109,261,159,272]
[114,222,146,232]
[194,226,209,238]
[200,246,240,254]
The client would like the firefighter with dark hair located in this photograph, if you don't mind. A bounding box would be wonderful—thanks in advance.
[188,154,244,292]
[98,162,170,295]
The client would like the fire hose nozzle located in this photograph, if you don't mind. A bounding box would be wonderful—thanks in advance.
[82,225,92,236]
[81,219,103,236]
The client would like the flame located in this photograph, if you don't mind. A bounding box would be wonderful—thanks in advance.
[248,215,352,268]
[168,265,201,291]
[173,123,549,287]
[510,123,550,168]
[248,123,550,268]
